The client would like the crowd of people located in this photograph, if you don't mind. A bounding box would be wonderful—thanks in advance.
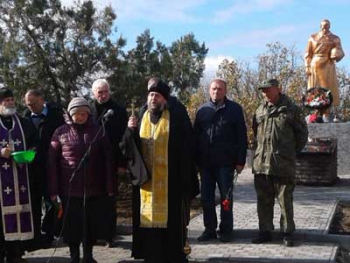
[0,76,308,263]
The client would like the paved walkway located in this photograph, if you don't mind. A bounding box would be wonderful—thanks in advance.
[24,169,350,263]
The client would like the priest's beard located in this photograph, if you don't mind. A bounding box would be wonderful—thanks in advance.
[147,101,165,114]
[0,105,17,117]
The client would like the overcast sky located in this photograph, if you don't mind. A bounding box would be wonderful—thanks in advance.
[62,0,350,75]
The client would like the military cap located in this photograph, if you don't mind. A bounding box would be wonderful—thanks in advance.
[258,79,280,89]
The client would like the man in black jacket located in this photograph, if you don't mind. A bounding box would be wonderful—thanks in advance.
[24,89,65,248]
[194,78,248,242]
[90,79,127,247]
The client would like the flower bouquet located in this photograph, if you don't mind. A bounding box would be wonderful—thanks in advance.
[303,87,333,109]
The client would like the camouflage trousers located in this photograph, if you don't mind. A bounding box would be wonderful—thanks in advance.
[254,174,295,234]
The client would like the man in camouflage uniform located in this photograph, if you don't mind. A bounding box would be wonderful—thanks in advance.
[251,79,308,247]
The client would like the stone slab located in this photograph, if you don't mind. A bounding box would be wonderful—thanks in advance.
[308,122,350,174]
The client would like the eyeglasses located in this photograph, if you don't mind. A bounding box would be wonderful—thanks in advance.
[26,100,38,107]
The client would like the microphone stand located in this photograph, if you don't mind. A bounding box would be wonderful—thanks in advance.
[68,115,108,260]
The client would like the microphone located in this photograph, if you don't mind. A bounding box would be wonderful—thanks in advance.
[103,109,114,119]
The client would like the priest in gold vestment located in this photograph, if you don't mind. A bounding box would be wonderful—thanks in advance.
[126,78,199,263]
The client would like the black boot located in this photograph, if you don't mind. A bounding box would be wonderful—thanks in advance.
[69,243,80,263]
[197,230,217,242]
[251,231,272,244]
[83,244,97,263]
[282,233,294,247]
[5,243,27,263]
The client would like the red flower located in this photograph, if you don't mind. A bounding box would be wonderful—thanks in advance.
[222,199,230,211]
[303,87,332,109]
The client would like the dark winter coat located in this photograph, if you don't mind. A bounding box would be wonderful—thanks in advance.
[194,97,248,168]
[129,96,199,262]
[23,102,65,194]
[90,99,127,167]
[47,114,115,197]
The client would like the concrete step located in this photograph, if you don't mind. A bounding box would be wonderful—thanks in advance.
[24,235,345,262]
[189,240,339,263]
[118,242,339,263]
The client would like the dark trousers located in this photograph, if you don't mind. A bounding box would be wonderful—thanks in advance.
[105,195,116,242]
[24,188,42,252]
[2,242,23,261]
[69,241,95,263]
[200,166,234,234]
[41,196,56,239]
[136,228,188,263]
[254,174,295,234]
[62,195,113,261]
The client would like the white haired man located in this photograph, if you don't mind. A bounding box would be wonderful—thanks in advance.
[90,79,127,247]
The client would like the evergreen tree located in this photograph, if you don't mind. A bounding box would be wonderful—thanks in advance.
[0,0,125,105]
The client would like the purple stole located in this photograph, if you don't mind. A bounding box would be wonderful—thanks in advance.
[0,114,34,241]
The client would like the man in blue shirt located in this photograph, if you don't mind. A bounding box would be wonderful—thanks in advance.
[24,90,65,248]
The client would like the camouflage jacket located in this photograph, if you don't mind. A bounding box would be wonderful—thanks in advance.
[252,94,308,177]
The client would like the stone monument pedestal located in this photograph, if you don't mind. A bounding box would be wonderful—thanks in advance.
[295,137,337,185]
[307,123,350,175]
